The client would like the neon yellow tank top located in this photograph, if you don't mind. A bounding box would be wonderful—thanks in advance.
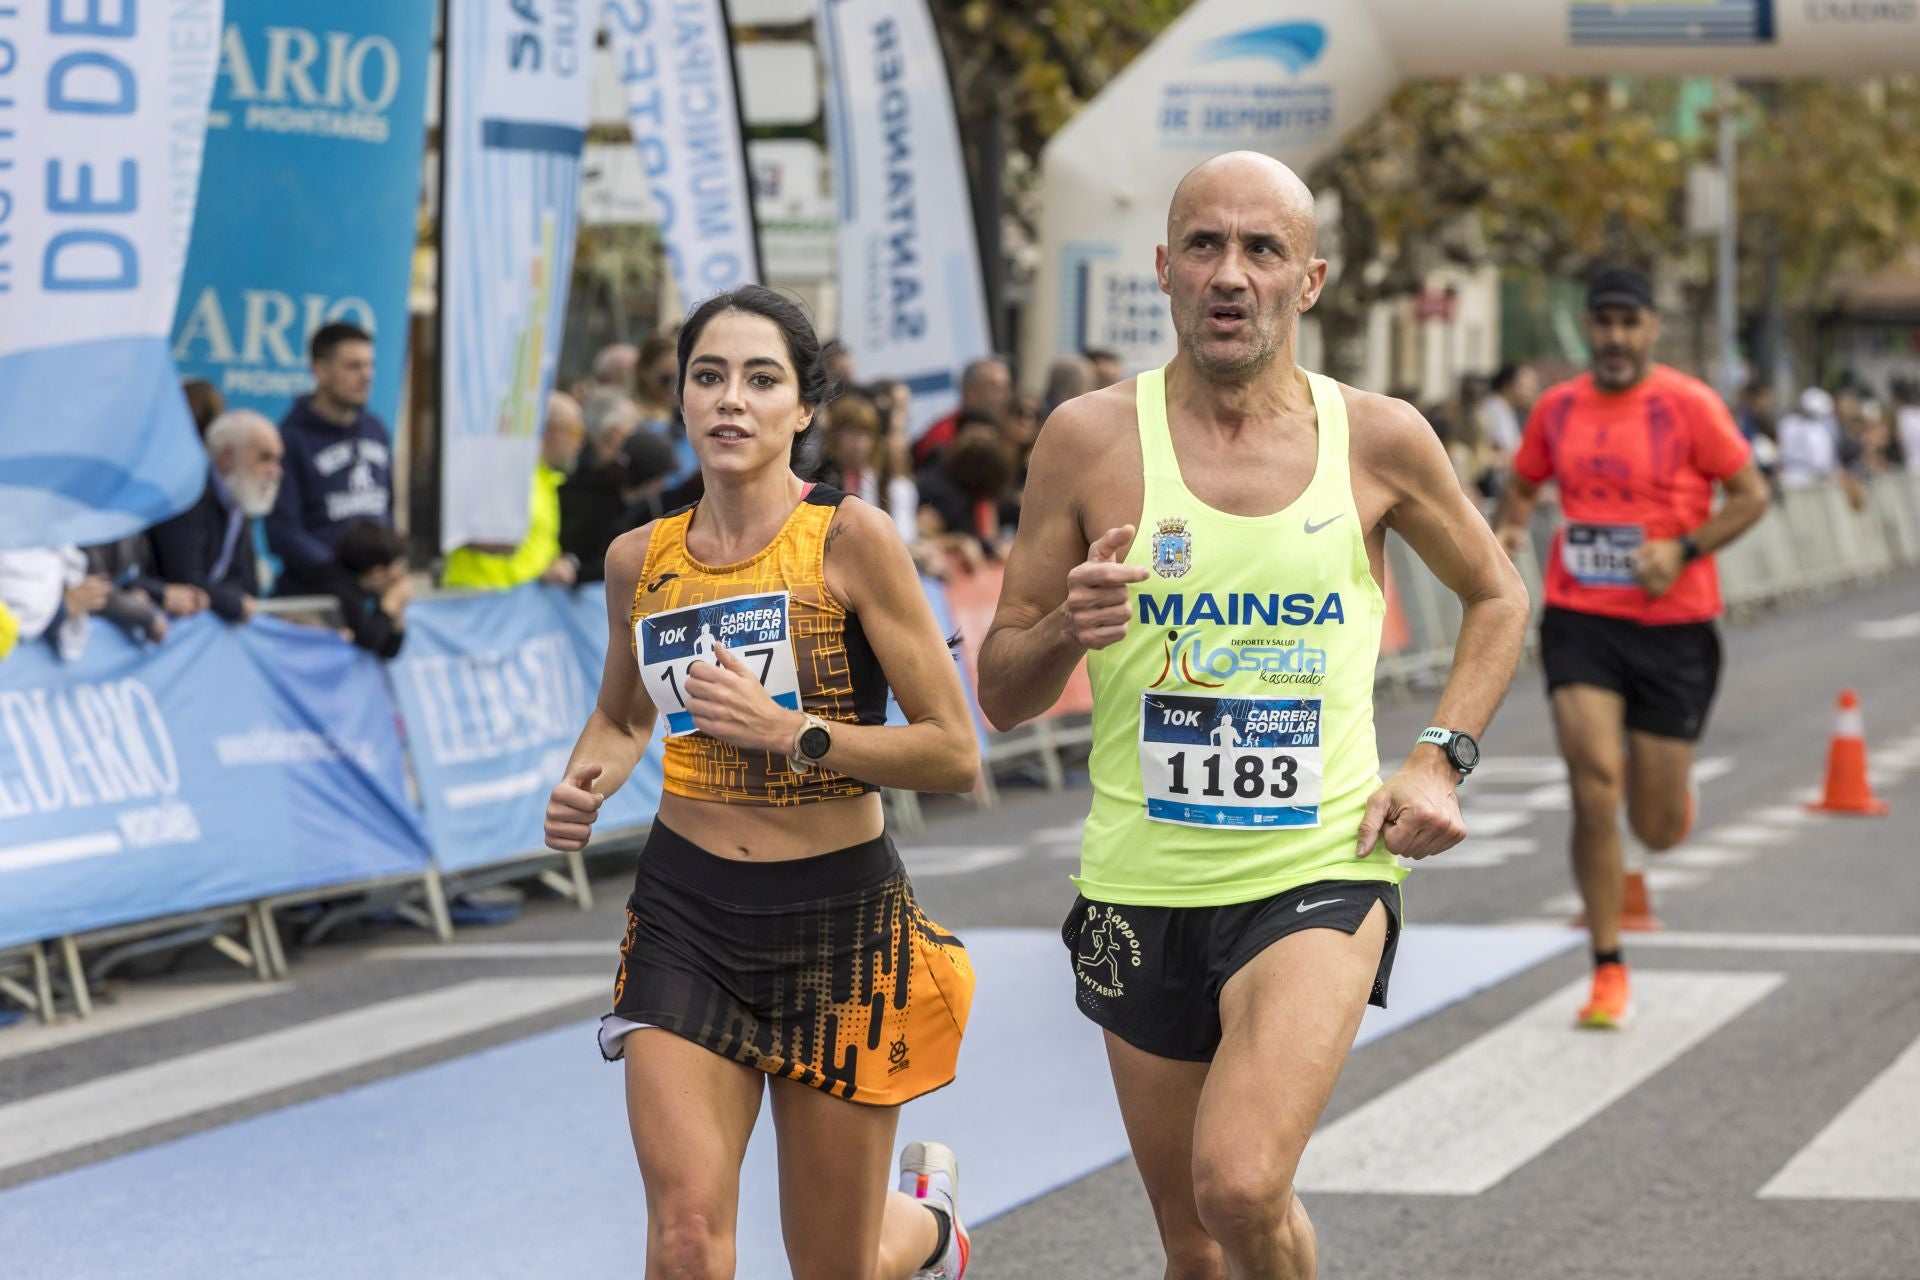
[1077,366,1405,907]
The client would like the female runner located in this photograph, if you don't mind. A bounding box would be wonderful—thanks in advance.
[545,285,978,1280]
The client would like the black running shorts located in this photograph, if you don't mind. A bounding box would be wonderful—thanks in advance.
[1540,605,1723,742]
[1059,879,1402,1062]
[599,821,973,1106]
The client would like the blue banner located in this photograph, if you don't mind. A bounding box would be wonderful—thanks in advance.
[0,617,430,950]
[604,0,762,306]
[168,0,434,434]
[819,0,990,435]
[388,587,662,875]
[440,0,592,550]
[0,4,224,550]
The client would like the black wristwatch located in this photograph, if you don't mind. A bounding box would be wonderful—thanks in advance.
[1679,534,1703,564]
[789,715,833,771]
[1417,727,1479,781]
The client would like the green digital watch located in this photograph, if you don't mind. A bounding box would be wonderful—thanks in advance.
[1417,727,1480,781]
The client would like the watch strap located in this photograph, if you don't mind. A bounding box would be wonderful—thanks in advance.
[1418,727,1453,749]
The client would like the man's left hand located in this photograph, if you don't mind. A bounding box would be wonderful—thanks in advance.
[683,645,801,754]
[1632,538,1686,597]
[1357,763,1467,860]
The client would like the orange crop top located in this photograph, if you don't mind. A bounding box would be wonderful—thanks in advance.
[630,485,888,806]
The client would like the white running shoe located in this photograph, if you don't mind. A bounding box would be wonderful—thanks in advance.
[899,1140,969,1279]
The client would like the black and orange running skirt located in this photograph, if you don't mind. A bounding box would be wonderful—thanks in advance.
[598,821,973,1107]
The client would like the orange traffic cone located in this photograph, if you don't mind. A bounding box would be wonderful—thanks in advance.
[1807,689,1890,816]
[1618,867,1663,932]
[1573,839,1663,932]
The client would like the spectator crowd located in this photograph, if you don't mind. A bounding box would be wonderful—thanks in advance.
[5,313,1918,666]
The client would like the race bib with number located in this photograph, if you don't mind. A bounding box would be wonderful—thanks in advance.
[635,592,803,737]
[1139,692,1323,829]
[1564,523,1644,587]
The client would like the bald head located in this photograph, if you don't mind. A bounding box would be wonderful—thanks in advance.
[1158,152,1328,380]
[1167,151,1317,256]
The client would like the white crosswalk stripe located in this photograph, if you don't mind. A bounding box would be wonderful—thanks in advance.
[1760,1028,1920,1201]
[1297,971,1783,1195]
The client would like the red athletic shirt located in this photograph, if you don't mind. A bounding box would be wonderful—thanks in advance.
[1515,365,1751,624]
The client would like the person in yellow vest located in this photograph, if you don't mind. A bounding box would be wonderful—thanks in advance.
[441,393,584,590]
[979,152,1530,1280]
[543,286,980,1279]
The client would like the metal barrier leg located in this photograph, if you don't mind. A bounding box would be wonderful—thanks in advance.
[567,850,594,912]
[32,944,54,1025]
[256,903,289,979]
[1035,721,1067,794]
[422,865,454,942]
[243,907,271,981]
[970,769,999,811]
[885,788,925,834]
[59,936,91,1019]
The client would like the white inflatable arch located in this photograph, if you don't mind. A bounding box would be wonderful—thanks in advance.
[1025,0,1920,379]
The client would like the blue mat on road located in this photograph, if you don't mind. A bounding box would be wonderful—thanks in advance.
[0,924,1575,1278]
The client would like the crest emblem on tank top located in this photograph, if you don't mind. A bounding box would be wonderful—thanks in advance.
[1150,516,1192,578]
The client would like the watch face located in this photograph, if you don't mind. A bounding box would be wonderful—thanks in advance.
[799,726,832,759]
[1451,733,1480,770]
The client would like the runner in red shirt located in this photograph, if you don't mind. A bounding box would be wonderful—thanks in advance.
[1493,268,1769,1029]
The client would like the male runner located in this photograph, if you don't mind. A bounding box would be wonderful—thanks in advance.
[1492,268,1768,1029]
[978,152,1528,1279]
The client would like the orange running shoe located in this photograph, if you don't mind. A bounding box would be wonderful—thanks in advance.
[1577,962,1632,1029]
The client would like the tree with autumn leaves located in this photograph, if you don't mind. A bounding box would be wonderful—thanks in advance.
[925,3,1920,385]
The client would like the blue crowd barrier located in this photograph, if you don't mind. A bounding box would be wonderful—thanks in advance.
[0,574,986,956]
[0,616,431,950]
[385,585,663,876]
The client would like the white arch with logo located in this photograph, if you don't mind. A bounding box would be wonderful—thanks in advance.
[1024,0,1920,380]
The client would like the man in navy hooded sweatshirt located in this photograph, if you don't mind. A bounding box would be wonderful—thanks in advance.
[267,322,394,596]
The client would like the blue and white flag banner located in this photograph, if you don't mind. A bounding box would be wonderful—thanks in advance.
[604,0,762,307]
[819,0,990,434]
[169,0,434,435]
[387,586,662,875]
[0,616,430,951]
[441,2,593,551]
[0,3,224,550]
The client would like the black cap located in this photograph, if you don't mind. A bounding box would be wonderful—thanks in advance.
[622,429,679,487]
[1586,268,1655,313]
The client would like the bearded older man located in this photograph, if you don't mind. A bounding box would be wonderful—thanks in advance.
[147,408,286,622]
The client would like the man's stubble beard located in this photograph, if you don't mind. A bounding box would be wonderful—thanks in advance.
[1177,282,1302,382]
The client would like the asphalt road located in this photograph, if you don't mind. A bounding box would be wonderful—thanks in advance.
[3,572,1918,1279]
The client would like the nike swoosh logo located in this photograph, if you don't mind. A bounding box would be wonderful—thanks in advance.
[645,573,680,593]
[1302,514,1344,534]
[1296,897,1344,913]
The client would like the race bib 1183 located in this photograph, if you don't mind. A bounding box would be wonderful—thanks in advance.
[635,592,802,737]
[1564,523,1644,587]
[1139,692,1323,829]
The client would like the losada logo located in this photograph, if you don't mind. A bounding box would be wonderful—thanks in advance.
[1196,21,1328,73]
[1151,628,1223,689]
[1073,905,1144,998]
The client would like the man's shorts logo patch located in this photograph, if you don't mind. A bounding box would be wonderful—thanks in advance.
[887,1035,910,1076]
[1150,517,1193,579]
[1074,904,1144,997]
